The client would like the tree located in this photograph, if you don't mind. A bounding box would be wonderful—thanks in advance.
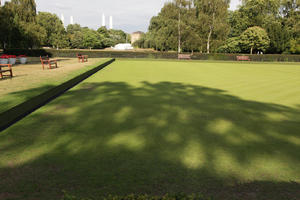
[9,0,37,22]
[0,0,47,48]
[193,0,230,53]
[37,12,69,48]
[218,37,242,53]
[81,28,103,49]
[67,25,105,49]
[0,2,15,48]
[264,17,290,53]
[240,26,270,54]
[109,29,128,45]
[281,0,300,53]
[148,3,179,51]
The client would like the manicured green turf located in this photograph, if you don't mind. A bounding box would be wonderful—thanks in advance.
[0,60,300,200]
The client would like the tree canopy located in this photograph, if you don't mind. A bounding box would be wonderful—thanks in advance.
[135,0,299,54]
[0,0,299,54]
[0,0,129,50]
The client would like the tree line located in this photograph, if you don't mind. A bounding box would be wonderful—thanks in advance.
[0,0,129,50]
[134,0,300,54]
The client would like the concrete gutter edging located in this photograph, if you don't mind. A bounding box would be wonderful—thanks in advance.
[0,58,115,132]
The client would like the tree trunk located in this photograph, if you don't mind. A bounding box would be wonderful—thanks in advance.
[178,9,181,54]
[207,27,212,54]
[250,46,253,54]
[207,12,215,54]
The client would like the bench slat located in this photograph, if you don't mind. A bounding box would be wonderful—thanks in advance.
[237,56,251,61]
[178,54,192,60]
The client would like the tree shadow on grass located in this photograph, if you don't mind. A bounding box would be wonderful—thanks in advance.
[0,85,55,113]
[0,81,300,200]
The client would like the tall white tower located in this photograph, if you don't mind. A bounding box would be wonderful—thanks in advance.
[61,14,65,24]
[70,16,74,25]
[102,14,106,27]
[109,16,113,30]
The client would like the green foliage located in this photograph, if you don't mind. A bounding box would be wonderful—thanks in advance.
[145,0,229,53]
[67,25,104,49]
[37,12,69,48]
[289,38,300,54]
[4,49,300,62]
[61,192,211,200]
[263,17,291,53]
[226,0,299,54]
[240,26,270,54]
[0,0,46,48]
[0,0,299,54]
[147,3,180,51]
[218,37,242,53]
[66,25,128,49]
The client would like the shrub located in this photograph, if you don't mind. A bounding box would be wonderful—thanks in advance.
[61,192,211,200]
[3,49,300,62]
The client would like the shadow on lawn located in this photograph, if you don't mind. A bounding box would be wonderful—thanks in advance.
[0,81,300,200]
[0,85,55,113]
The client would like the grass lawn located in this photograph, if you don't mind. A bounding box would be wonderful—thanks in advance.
[0,58,108,113]
[0,60,300,200]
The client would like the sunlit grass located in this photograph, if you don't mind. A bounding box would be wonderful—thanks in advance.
[0,60,300,200]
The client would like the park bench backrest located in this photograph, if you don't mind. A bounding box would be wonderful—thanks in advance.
[237,56,251,61]
[178,54,192,59]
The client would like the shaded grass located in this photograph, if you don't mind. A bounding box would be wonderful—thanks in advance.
[0,60,300,200]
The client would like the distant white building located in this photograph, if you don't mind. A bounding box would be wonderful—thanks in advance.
[131,31,144,44]
[113,43,134,50]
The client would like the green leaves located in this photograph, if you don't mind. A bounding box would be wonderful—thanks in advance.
[240,26,270,54]
[37,12,69,48]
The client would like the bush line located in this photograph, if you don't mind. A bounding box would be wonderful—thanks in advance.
[62,193,212,200]
[0,58,115,132]
[3,49,300,62]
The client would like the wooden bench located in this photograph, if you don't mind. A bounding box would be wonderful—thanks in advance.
[40,56,58,70]
[76,54,88,63]
[0,64,13,78]
[178,54,192,60]
[237,56,251,61]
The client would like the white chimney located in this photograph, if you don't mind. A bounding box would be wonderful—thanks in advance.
[61,14,65,24]
[70,16,74,25]
[109,16,113,30]
[102,14,106,27]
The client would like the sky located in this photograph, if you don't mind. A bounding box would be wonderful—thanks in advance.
[2,0,241,33]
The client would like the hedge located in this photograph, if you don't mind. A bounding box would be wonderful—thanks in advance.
[0,58,115,132]
[62,193,211,200]
[3,49,300,62]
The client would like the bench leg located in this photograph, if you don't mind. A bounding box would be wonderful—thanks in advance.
[10,69,13,77]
